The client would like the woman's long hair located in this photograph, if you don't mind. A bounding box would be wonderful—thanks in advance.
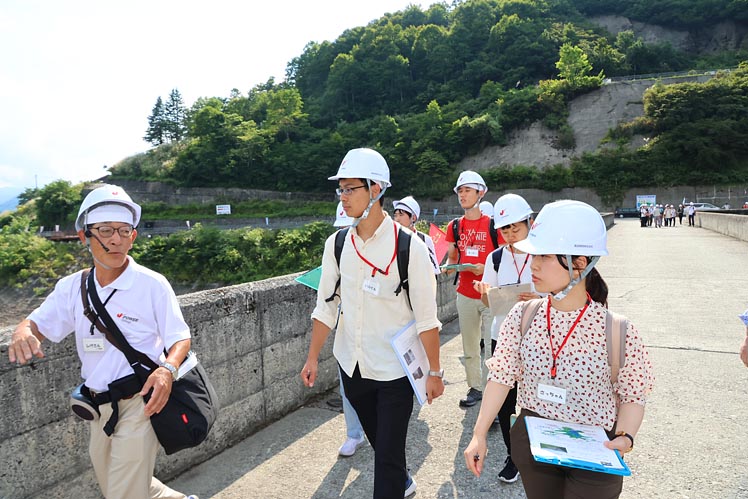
[557,255,609,307]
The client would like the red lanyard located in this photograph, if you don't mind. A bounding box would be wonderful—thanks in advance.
[351,223,398,277]
[546,293,591,379]
[510,247,530,284]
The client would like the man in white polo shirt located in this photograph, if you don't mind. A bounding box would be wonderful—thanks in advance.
[301,148,444,498]
[8,185,198,499]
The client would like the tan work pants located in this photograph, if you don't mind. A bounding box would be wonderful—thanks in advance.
[456,293,493,390]
[89,396,185,499]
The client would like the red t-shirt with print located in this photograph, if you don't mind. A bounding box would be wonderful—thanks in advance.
[446,215,498,299]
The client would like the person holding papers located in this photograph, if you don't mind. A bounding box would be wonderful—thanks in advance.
[472,193,540,484]
[464,200,654,499]
[300,148,443,498]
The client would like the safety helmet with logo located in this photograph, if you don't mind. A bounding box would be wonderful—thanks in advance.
[479,201,494,218]
[328,148,391,188]
[493,194,533,228]
[333,201,354,227]
[393,196,421,220]
[75,184,141,231]
[514,200,607,300]
[453,170,487,194]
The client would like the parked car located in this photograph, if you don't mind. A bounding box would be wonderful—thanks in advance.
[689,202,721,211]
[615,207,640,218]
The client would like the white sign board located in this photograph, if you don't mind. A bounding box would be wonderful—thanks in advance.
[635,195,656,208]
[216,204,231,215]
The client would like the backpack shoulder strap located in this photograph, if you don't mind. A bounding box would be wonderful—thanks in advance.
[605,310,628,384]
[394,228,412,309]
[450,217,462,285]
[325,228,349,303]
[492,246,504,273]
[416,231,426,242]
[520,298,544,338]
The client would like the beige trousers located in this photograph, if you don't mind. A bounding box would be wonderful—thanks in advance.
[89,396,185,499]
[456,293,493,390]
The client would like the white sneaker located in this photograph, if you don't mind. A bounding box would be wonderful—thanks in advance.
[338,435,366,457]
[404,473,417,497]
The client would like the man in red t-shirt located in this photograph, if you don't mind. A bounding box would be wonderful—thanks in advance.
[445,171,498,407]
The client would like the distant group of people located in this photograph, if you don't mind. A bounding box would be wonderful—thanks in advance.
[639,202,697,228]
[301,149,654,499]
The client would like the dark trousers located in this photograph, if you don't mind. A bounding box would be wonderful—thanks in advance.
[510,409,623,499]
[688,214,695,226]
[340,363,414,499]
[491,339,518,455]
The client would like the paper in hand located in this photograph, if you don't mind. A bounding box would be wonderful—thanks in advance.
[487,283,532,316]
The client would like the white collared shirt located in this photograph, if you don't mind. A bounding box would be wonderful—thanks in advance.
[29,257,190,391]
[312,216,441,381]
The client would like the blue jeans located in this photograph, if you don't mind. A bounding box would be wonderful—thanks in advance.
[339,368,364,439]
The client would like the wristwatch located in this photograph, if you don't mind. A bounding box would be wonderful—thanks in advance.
[428,369,444,378]
[615,431,634,453]
[161,362,178,380]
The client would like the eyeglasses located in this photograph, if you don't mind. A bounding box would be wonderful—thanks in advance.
[336,185,367,196]
[89,225,134,238]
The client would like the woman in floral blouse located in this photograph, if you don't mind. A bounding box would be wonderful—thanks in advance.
[464,200,654,499]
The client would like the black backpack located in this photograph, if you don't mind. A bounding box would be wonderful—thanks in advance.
[325,227,413,308]
[449,216,500,284]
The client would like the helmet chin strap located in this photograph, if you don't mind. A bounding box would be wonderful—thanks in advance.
[351,179,386,228]
[85,239,114,270]
[551,255,600,301]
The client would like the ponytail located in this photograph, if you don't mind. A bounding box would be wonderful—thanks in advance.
[556,255,609,307]
[585,267,608,307]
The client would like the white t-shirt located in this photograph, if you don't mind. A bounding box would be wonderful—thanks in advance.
[29,257,191,392]
[416,231,441,274]
[481,246,536,341]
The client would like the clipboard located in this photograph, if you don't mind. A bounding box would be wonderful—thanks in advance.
[295,266,322,291]
[487,283,532,316]
[440,263,479,272]
[525,416,631,476]
[390,320,430,405]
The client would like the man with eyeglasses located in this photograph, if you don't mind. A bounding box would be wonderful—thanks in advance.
[301,148,443,498]
[8,185,199,499]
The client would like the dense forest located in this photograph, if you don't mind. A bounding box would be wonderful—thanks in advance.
[109,0,748,202]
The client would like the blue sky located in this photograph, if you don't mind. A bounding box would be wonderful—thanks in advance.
[0,0,426,197]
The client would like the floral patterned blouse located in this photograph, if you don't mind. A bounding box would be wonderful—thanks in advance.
[486,298,654,430]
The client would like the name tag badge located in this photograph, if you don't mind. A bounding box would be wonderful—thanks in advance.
[537,382,567,405]
[466,246,480,258]
[83,338,105,352]
[362,278,380,296]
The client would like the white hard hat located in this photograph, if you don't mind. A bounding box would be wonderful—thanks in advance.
[75,184,141,231]
[453,170,487,194]
[393,196,421,220]
[333,201,354,227]
[514,200,608,257]
[479,201,494,218]
[328,148,391,188]
[493,194,533,227]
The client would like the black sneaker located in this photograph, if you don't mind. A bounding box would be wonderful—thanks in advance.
[498,456,519,483]
[459,388,483,407]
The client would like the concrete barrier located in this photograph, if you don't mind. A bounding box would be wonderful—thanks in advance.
[696,210,748,242]
[0,273,457,499]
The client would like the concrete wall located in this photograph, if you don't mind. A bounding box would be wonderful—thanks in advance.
[696,211,748,242]
[0,273,457,499]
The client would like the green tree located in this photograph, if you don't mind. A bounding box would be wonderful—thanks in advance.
[144,96,166,146]
[35,180,81,229]
[556,43,593,85]
[164,88,188,142]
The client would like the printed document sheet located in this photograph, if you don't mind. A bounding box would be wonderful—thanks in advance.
[487,283,532,316]
[390,320,430,405]
[525,416,631,476]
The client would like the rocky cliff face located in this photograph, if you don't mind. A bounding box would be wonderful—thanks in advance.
[459,17,746,173]
[590,15,748,53]
[460,75,708,171]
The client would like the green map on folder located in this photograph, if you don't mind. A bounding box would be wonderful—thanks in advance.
[295,266,322,291]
